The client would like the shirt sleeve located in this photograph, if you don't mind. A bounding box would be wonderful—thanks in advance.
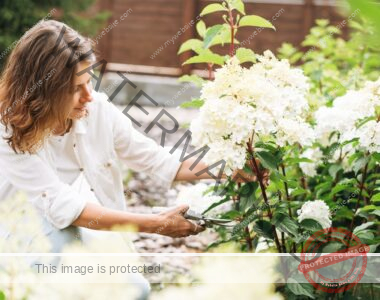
[104,97,182,190]
[0,130,87,229]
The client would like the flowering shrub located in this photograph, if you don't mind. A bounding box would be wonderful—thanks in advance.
[177,1,379,296]
[178,0,379,263]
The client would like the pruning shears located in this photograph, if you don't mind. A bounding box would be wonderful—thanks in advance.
[152,206,236,228]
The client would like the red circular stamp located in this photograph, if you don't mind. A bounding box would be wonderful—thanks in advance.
[297,227,369,293]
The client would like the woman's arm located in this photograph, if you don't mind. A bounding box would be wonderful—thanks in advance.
[72,202,204,238]
[174,157,268,184]
[174,158,212,181]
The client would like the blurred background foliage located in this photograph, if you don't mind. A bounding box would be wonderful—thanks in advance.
[0,0,110,70]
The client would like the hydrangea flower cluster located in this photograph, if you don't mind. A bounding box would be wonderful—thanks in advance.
[297,200,332,229]
[315,78,380,153]
[190,51,314,175]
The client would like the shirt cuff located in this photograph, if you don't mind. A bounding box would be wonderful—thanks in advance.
[39,184,87,230]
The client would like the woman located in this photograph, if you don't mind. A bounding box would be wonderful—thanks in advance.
[0,19,211,240]
[0,19,261,298]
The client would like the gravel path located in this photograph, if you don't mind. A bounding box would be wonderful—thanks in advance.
[117,105,218,284]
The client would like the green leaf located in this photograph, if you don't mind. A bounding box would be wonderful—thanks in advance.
[328,164,342,178]
[182,49,226,66]
[196,20,206,38]
[352,156,368,175]
[233,213,258,234]
[177,39,203,55]
[239,15,275,30]
[356,231,374,245]
[203,197,230,214]
[229,0,245,15]
[372,193,380,202]
[208,24,238,47]
[299,218,323,233]
[373,153,380,162]
[256,151,279,170]
[356,205,378,213]
[353,222,375,235]
[272,213,299,236]
[322,241,344,253]
[0,291,5,300]
[330,184,349,196]
[178,74,206,88]
[238,182,258,211]
[235,48,256,63]
[316,19,329,27]
[316,181,333,198]
[179,98,205,108]
[253,220,274,239]
[204,24,225,48]
[221,210,241,219]
[284,157,313,165]
[254,141,278,152]
[291,188,308,197]
[200,3,228,16]
[287,278,315,299]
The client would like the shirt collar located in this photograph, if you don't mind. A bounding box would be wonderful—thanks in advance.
[73,118,88,135]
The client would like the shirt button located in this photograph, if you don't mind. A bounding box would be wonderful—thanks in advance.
[90,188,94,192]
[79,168,84,172]
[42,192,47,197]
[106,162,112,167]
[73,144,76,148]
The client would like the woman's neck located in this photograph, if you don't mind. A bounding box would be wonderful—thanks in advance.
[53,119,73,136]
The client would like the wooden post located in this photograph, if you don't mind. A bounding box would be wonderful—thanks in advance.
[303,0,314,38]
[179,0,198,75]
[97,0,115,64]
[105,0,115,63]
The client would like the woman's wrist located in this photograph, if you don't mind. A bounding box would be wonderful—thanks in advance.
[138,214,162,234]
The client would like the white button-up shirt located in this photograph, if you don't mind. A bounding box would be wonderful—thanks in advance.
[0,91,182,229]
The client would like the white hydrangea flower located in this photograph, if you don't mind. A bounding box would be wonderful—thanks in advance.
[191,51,313,173]
[190,97,255,146]
[203,140,247,176]
[297,200,332,229]
[314,78,380,154]
[356,120,380,154]
[299,148,323,177]
[176,182,231,215]
[275,118,315,147]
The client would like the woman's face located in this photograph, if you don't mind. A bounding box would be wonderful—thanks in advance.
[69,62,94,120]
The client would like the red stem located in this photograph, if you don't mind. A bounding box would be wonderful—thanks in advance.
[207,63,213,80]
[246,140,282,253]
[228,9,235,56]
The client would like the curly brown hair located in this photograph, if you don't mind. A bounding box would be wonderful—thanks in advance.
[0,20,96,154]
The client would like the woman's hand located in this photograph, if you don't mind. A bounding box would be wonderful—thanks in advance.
[231,158,270,186]
[154,205,205,238]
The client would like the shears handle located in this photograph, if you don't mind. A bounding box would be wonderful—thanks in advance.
[151,206,202,221]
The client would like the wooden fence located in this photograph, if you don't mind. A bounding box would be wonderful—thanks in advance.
[94,0,348,76]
